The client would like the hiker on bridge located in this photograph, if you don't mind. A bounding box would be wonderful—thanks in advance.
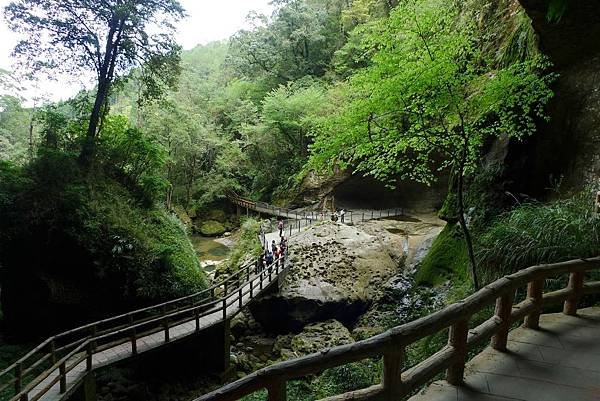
[274,245,282,266]
[278,219,284,236]
[255,254,265,273]
[280,236,287,253]
[271,239,277,254]
[266,249,274,269]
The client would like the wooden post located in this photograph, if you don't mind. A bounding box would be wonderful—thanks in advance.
[223,297,227,319]
[260,271,263,290]
[15,362,22,394]
[491,290,515,351]
[195,308,200,332]
[564,271,584,315]
[130,327,137,355]
[49,339,56,364]
[267,380,287,401]
[59,361,67,393]
[239,288,243,308]
[446,318,469,385]
[524,279,544,329]
[163,317,170,343]
[87,342,93,371]
[383,347,404,398]
[91,324,97,349]
[250,280,254,298]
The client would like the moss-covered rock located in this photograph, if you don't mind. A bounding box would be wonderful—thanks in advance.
[0,153,207,335]
[198,220,226,236]
[273,320,354,360]
[414,224,469,287]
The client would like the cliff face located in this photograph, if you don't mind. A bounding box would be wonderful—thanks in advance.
[514,1,600,190]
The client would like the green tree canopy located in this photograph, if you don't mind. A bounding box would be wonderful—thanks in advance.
[309,0,555,288]
[4,0,185,165]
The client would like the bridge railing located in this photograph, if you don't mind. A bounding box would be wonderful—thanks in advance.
[195,257,600,401]
[0,252,288,401]
[228,194,405,224]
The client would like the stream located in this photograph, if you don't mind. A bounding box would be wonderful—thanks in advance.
[190,235,230,272]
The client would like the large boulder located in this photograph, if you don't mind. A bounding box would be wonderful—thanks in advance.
[198,220,226,236]
[249,221,399,333]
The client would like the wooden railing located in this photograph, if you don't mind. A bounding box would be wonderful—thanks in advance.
[195,257,600,401]
[0,254,289,401]
[228,194,405,228]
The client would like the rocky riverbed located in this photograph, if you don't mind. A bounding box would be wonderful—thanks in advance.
[96,213,447,401]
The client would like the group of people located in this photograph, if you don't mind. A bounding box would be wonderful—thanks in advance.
[330,209,346,223]
[256,221,288,274]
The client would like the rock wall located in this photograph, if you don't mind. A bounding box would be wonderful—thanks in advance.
[516,1,600,191]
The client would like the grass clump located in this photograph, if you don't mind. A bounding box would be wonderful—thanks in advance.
[477,193,600,283]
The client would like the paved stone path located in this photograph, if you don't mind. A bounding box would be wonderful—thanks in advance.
[409,307,600,401]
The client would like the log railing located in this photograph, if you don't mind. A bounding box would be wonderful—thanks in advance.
[228,194,405,227]
[0,253,289,401]
[195,257,600,401]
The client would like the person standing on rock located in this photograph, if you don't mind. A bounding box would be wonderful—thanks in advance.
[278,219,284,236]
[340,209,346,223]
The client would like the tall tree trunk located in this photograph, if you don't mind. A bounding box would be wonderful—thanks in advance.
[456,157,479,290]
[79,18,122,168]
[28,109,35,161]
[80,77,110,166]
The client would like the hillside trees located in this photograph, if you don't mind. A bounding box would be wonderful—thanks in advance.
[229,0,349,84]
[4,0,185,166]
[309,0,554,289]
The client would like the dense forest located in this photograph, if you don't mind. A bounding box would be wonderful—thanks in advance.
[1,0,600,399]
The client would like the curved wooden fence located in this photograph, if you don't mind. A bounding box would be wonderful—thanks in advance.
[0,254,288,401]
[195,257,600,401]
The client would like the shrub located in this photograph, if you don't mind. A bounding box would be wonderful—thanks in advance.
[477,193,600,283]
[0,152,206,335]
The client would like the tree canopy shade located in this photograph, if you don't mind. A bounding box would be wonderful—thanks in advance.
[4,0,185,165]
[309,0,555,289]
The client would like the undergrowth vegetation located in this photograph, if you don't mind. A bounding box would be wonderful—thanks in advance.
[477,193,600,283]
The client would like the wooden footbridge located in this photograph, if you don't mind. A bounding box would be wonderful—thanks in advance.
[228,194,406,232]
[196,257,600,401]
[0,252,289,401]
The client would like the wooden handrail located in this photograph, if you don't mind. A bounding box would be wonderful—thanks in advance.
[228,194,405,224]
[3,249,288,401]
[194,256,600,401]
